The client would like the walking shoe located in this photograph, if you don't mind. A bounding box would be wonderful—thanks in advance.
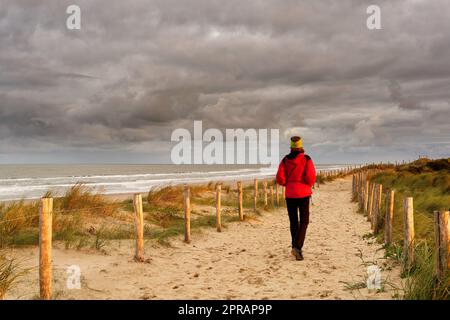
[291,248,304,261]
[291,248,297,257]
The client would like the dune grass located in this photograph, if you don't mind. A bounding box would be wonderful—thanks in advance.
[0,183,121,248]
[0,179,276,249]
[0,252,28,300]
[401,243,450,300]
[370,161,450,244]
[145,179,282,210]
[363,158,450,299]
[0,201,40,248]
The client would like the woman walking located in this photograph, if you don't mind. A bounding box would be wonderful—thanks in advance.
[276,136,316,260]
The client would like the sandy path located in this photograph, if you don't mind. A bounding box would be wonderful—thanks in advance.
[6,177,402,300]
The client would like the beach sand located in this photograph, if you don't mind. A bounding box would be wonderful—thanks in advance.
[5,177,402,300]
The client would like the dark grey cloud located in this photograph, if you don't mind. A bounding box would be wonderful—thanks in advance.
[388,80,425,110]
[0,0,449,163]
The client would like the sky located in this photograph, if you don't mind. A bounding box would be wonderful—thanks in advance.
[0,0,449,164]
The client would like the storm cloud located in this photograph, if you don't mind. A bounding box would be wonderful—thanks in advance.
[0,0,449,163]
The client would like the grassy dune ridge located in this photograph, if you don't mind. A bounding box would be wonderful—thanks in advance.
[366,158,449,244]
[362,158,450,299]
[0,179,280,249]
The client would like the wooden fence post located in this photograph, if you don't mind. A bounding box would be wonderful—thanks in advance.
[183,185,191,243]
[275,183,279,207]
[359,174,365,210]
[237,181,243,221]
[371,184,378,229]
[270,185,274,206]
[263,180,268,207]
[356,173,360,205]
[355,173,359,198]
[40,197,53,300]
[358,174,363,206]
[373,184,383,234]
[385,190,395,245]
[282,186,285,206]
[254,178,258,212]
[434,211,449,280]
[364,180,369,214]
[133,194,145,262]
[367,183,375,222]
[352,175,356,198]
[216,184,222,232]
[403,197,415,271]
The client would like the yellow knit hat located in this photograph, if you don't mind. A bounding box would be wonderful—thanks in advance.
[290,136,302,149]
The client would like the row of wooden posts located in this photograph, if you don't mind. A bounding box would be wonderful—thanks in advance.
[184,178,284,242]
[38,177,285,299]
[316,166,358,188]
[37,167,354,299]
[320,167,355,178]
[352,171,450,279]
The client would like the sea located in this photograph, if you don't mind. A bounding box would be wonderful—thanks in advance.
[0,164,349,201]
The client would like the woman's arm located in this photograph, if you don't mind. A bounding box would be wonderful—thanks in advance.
[304,158,316,186]
[276,159,287,186]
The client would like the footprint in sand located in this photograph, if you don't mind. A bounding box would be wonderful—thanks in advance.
[269,265,280,272]
[313,279,324,284]
[319,290,333,298]
[172,284,184,290]
[320,269,332,274]
[247,277,264,286]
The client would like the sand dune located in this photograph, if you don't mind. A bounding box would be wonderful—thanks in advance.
[6,177,402,300]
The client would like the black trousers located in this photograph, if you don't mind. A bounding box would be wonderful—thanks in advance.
[286,197,310,250]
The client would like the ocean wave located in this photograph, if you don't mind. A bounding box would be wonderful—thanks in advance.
[0,165,352,201]
[0,167,278,201]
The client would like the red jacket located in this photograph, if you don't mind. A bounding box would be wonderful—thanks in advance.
[276,152,316,198]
